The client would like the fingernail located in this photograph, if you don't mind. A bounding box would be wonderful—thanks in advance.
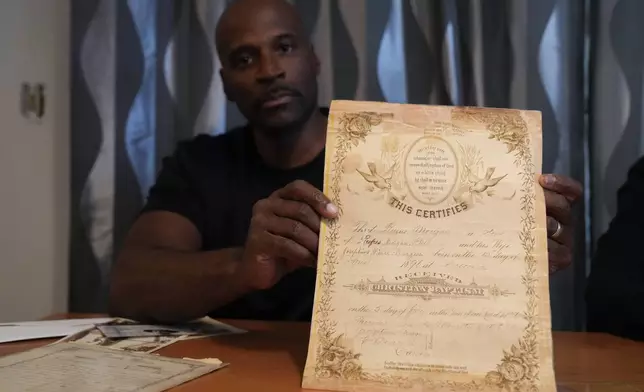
[543,174,555,187]
[326,203,338,215]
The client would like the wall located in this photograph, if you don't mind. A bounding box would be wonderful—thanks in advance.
[0,0,70,321]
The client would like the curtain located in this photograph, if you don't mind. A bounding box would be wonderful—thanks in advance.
[69,0,637,332]
[590,0,644,251]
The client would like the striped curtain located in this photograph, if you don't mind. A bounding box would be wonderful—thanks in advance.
[69,0,641,332]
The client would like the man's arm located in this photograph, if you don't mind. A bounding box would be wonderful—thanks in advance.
[586,157,644,341]
[108,211,249,323]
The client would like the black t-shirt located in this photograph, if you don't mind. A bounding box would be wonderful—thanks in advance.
[586,155,644,341]
[141,112,326,322]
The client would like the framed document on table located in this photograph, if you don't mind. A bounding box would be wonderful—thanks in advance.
[302,101,555,392]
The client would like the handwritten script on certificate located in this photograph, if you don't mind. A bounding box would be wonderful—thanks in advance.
[303,101,555,392]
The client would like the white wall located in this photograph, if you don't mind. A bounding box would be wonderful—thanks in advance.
[0,0,70,321]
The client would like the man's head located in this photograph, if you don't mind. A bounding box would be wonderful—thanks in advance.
[216,0,320,133]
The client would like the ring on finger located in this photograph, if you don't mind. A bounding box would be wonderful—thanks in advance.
[550,220,563,241]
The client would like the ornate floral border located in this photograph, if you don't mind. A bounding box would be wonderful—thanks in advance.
[312,108,543,391]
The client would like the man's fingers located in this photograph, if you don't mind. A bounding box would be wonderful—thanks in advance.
[265,231,316,268]
[269,199,321,233]
[276,180,338,219]
[540,175,577,275]
[546,216,559,237]
[544,189,572,225]
[539,174,583,202]
[249,214,316,267]
[546,216,572,247]
[265,216,319,255]
[547,239,572,274]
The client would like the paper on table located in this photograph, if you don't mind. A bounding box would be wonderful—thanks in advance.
[302,101,555,391]
[0,318,114,343]
[55,326,183,354]
[179,316,248,339]
[53,317,246,353]
[96,317,246,339]
[0,342,224,392]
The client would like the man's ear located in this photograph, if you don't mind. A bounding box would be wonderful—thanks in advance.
[315,54,321,76]
[220,68,233,101]
[311,45,321,75]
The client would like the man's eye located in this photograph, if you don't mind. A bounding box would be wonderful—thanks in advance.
[278,42,293,54]
[234,54,253,67]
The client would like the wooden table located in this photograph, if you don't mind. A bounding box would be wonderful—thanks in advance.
[1,315,644,391]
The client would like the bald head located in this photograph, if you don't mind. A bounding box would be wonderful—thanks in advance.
[216,0,308,57]
[215,0,320,132]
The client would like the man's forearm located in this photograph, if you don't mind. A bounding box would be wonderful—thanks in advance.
[108,247,248,323]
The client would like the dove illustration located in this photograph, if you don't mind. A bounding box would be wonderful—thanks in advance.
[469,167,507,193]
[356,162,396,190]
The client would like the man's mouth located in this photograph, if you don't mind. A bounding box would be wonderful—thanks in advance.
[259,89,298,109]
[261,94,294,109]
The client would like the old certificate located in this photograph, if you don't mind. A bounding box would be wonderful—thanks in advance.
[302,101,555,391]
[0,343,223,391]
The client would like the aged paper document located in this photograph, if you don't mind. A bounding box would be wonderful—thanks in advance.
[302,101,555,391]
[55,326,183,353]
[0,343,224,391]
[54,317,245,353]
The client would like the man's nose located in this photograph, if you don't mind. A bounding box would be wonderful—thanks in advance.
[256,52,285,83]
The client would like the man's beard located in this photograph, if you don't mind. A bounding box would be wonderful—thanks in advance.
[254,94,318,138]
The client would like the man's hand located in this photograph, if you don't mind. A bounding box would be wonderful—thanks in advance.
[539,174,583,274]
[238,180,338,290]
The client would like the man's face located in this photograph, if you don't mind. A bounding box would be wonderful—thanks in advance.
[218,7,319,131]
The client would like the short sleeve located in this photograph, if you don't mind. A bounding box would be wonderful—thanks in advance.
[141,143,206,235]
[586,156,644,340]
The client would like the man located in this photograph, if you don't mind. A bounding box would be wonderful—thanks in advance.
[586,157,644,341]
[108,0,583,323]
